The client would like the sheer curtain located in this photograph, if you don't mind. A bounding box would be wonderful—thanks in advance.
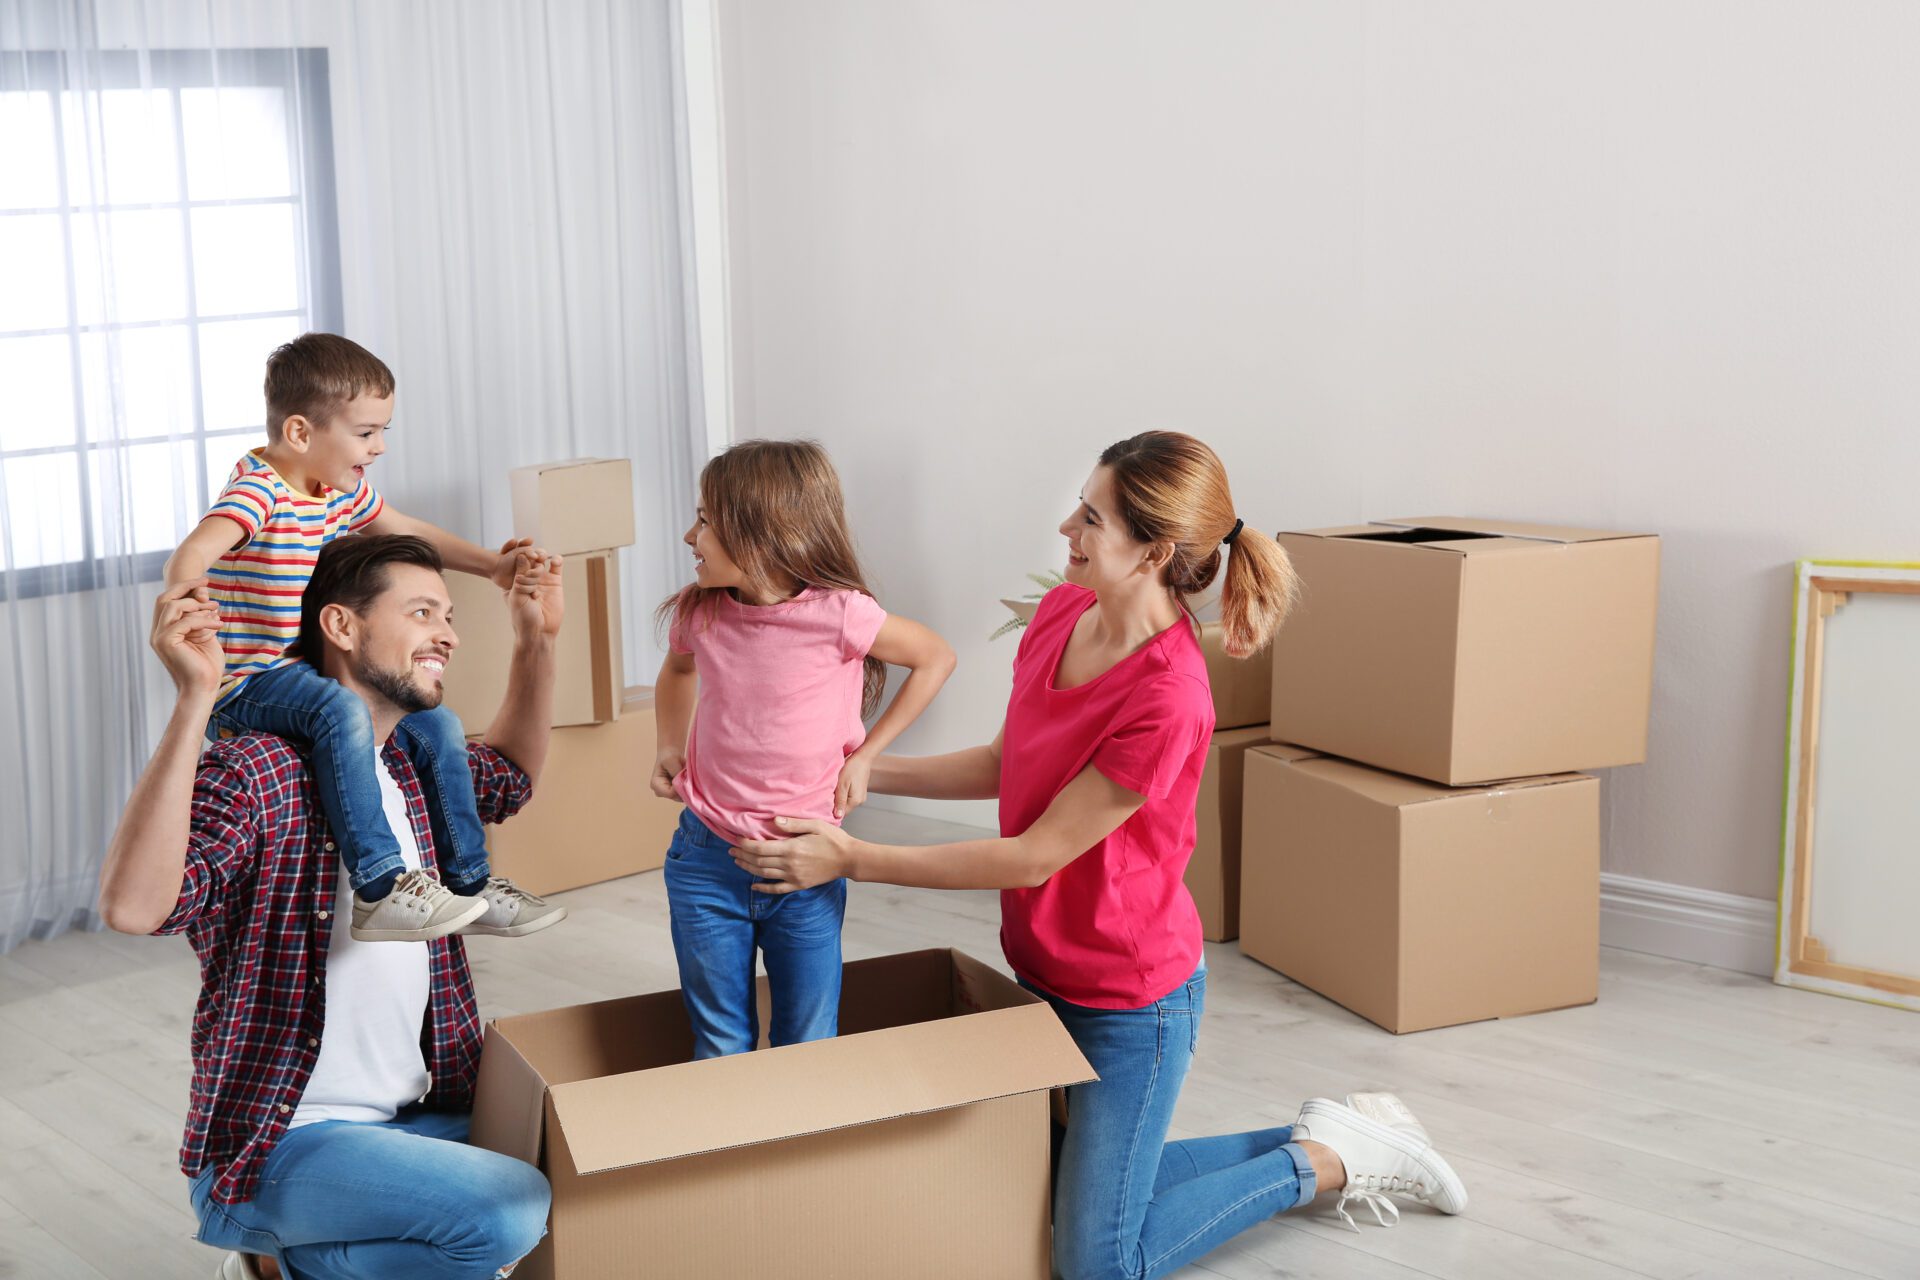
[0,0,706,952]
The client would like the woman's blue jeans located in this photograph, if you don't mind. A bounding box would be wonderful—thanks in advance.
[188,1108,549,1280]
[212,661,492,892]
[663,807,847,1059]
[1027,966,1318,1280]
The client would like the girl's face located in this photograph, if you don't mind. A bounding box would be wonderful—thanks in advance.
[683,506,746,591]
[1059,465,1159,592]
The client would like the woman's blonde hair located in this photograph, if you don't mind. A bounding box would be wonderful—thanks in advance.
[1098,431,1297,658]
[658,439,886,715]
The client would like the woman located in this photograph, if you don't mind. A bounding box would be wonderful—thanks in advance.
[734,432,1466,1280]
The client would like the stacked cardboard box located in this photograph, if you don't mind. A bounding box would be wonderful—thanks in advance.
[1237,517,1660,1033]
[442,457,683,892]
[1184,623,1273,942]
[470,948,1095,1279]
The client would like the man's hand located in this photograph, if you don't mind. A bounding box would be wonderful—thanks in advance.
[489,537,538,592]
[650,750,686,801]
[151,580,224,699]
[834,751,873,819]
[506,550,564,644]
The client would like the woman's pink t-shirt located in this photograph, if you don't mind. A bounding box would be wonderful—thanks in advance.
[669,587,887,844]
[998,584,1216,1008]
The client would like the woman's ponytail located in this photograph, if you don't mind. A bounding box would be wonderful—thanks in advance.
[1099,431,1298,659]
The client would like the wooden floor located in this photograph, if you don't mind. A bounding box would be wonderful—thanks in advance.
[6,806,1920,1278]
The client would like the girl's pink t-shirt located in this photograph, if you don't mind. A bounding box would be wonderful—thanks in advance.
[669,587,887,844]
[997,584,1217,1008]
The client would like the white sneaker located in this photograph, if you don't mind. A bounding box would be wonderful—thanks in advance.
[1293,1093,1469,1231]
[456,877,568,938]
[350,869,488,942]
[216,1252,267,1279]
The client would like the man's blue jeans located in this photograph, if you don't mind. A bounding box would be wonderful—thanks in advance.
[1026,966,1318,1280]
[188,1108,549,1280]
[663,807,847,1059]
[213,661,492,893]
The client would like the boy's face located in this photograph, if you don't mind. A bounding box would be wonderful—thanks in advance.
[683,505,747,591]
[306,392,393,493]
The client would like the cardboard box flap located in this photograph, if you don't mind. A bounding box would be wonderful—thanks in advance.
[1372,517,1652,546]
[469,1024,549,1168]
[1294,756,1587,807]
[547,1002,1095,1175]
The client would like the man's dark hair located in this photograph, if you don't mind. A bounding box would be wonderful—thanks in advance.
[296,534,444,663]
[265,332,395,439]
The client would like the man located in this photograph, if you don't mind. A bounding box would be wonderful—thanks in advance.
[99,534,563,1280]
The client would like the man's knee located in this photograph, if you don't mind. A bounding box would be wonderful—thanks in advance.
[464,1157,550,1269]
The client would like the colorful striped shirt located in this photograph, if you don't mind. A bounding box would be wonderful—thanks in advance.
[205,451,384,700]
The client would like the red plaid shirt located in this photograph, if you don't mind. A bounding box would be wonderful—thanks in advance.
[156,730,532,1204]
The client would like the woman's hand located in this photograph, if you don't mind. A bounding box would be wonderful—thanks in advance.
[732,817,856,893]
[834,752,873,818]
[650,749,686,801]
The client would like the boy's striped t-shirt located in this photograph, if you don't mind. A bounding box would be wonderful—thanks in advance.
[206,450,384,700]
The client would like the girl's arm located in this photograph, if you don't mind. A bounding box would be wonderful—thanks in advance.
[650,650,698,799]
[370,506,536,589]
[836,614,957,816]
[867,724,1004,801]
[735,763,1145,893]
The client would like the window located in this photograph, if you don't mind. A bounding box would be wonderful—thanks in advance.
[0,48,341,599]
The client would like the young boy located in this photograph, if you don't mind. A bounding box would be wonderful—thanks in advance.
[164,332,566,943]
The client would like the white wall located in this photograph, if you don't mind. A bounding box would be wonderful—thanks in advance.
[716,0,1920,901]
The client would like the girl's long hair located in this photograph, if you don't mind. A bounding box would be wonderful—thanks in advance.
[1098,431,1298,658]
[657,439,887,715]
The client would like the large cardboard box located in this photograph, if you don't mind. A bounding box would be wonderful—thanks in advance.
[1198,621,1272,730]
[1271,517,1659,785]
[470,948,1096,1279]
[510,458,636,556]
[485,688,681,896]
[1187,730,1311,941]
[442,550,623,730]
[1238,747,1599,1034]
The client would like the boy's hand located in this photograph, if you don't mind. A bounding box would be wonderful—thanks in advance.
[650,750,687,801]
[834,751,873,819]
[489,537,538,592]
[506,551,564,643]
[150,580,225,699]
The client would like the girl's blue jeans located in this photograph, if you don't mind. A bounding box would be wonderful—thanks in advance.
[663,807,847,1059]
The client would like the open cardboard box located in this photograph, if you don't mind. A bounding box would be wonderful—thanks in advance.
[1271,517,1659,785]
[470,948,1096,1279]
[1238,745,1599,1034]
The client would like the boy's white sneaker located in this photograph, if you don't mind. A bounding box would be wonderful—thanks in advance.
[350,869,488,942]
[456,877,568,938]
[1292,1093,1469,1231]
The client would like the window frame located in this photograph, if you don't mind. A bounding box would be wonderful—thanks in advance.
[0,47,342,601]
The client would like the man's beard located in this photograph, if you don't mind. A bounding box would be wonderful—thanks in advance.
[356,653,443,716]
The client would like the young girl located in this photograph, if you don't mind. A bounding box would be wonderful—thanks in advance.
[651,439,956,1059]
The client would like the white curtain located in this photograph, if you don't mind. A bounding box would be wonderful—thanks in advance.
[0,0,706,952]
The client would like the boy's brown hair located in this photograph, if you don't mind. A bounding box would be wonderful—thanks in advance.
[264,332,395,438]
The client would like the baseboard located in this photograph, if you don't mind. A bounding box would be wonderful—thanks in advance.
[1599,872,1777,977]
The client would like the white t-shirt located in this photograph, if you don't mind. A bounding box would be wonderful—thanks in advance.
[291,743,434,1127]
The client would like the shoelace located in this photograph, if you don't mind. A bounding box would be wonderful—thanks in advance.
[484,878,549,908]
[1333,1174,1430,1233]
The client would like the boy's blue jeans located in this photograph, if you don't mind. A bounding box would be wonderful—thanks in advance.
[188,1108,549,1280]
[663,807,847,1059]
[213,661,491,893]
[1025,966,1318,1280]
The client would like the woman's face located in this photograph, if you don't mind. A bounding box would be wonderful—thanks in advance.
[1059,465,1157,592]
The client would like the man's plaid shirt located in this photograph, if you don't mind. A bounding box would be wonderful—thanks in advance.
[155,730,532,1204]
